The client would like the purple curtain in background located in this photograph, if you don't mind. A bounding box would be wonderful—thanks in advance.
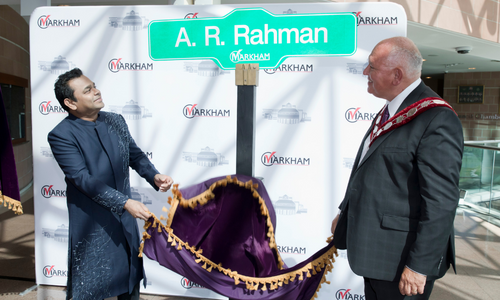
[141,175,336,300]
[0,86,22,214]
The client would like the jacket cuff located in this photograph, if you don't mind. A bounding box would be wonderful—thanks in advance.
[92,190,129,215]
[405,265,427,277]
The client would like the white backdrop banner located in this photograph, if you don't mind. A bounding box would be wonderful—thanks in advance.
[30,3,406,299]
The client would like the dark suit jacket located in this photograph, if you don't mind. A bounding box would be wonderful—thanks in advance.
[334,82,464,281]
[48,112,159,299]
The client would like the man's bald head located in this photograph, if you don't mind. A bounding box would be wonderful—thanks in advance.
[363,37,423,101]
[378,36,423,81]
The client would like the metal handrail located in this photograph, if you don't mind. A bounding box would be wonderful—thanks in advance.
[462,142,500,216]
[465,140,500,144]
[464,143,500,151]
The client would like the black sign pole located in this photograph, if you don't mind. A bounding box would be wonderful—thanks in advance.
[235,64,259,177]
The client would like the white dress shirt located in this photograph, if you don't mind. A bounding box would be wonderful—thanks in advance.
[358,78,422,163]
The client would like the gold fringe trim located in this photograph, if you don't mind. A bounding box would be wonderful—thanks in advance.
[169,175,284,269]
[0,190,23,215]
[141,213,337,299]
[139,176,338,299]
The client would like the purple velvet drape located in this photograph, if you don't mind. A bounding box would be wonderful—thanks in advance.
[0,86,21,202]
[142,175,336,300]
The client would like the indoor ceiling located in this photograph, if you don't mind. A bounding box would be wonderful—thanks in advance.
[409,21,500,77]
[3,0,500,78]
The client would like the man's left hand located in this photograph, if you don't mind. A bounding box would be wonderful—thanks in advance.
[154,174,173,192]
[399,266,426,296]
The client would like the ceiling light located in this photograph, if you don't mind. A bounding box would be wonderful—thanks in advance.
[426,76,431,79]
[469,67,476,70]
[456,46,472,54]
[422,59,426,61]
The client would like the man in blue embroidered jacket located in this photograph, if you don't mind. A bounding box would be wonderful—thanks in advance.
[48,68,173,300]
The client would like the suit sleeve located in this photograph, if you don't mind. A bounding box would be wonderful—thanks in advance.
[48,130,129,215]
[128,136,159,191]
[406,108,463,276]
[118,114,160,190]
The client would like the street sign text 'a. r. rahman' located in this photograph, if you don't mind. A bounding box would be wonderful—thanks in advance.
[149,8,357,70]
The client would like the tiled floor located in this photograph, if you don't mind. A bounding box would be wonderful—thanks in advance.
[1,197,500,300]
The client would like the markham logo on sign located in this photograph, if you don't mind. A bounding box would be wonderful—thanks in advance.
[229,49,270,63]
[42,265,67,278]
[335,289,365,300]
[180,277,205,289]
[183,104,230,119]
[108,58,153,73]
[345,107,376,123]
[261,152,310,167]
[149,8,356,70]
[39,101,67,115]
[38,15,80,29]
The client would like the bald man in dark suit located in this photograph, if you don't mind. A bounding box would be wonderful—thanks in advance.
[331,37,463,299]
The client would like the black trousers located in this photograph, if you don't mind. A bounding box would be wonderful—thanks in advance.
[364,277,435,300]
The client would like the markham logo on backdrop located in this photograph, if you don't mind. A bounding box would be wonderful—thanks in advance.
[107,100,152,119]
[37,15,80,29]
[262,103,311,124]
[183,104,230,119]
[229,49,271,63]
[130,187,153,205]
[182,147,229,167]
[184,61,230,77]
[180,277,205,289]
[109,11,149,31]
[346,62,368,75]
[38,55,76,74]
[185,13,199,19]
[108,58,153,73]
[42,265,67,278]
[39,101,67,115]
[345,107,376,123]
[264,64,313,74]
[41,185,66,198]
[40,147,54,158]
[42,224,69,242]
[343,158,355,169]
[261,152,310,167]
[278,245,306,255]
[336,289,365,300]
[355,11,397,26]
[273,195,307,215]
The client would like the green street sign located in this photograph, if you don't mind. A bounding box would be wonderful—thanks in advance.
[149,8,357,70]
